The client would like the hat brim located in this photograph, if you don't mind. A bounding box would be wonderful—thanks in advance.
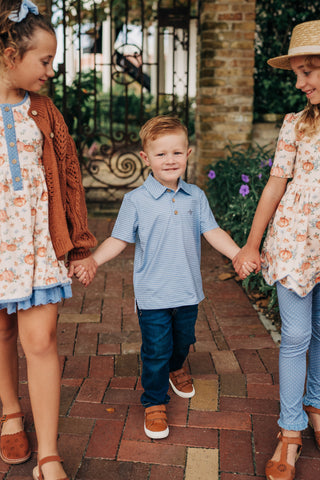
[268,52,320,70]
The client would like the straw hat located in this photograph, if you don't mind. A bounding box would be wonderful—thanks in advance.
[267,20,320,70]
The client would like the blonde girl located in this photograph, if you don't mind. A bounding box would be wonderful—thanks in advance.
[0,1,96,479]
[233,20,320,480]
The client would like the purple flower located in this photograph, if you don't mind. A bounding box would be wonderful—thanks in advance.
[239,184,250,197]
[258,173,262,179]
[268,158,273,166]
[241,174,249,183]
[208,170,216,179]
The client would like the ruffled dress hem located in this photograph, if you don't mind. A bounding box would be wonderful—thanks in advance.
[261,268,320,298]
[0,282,72,314]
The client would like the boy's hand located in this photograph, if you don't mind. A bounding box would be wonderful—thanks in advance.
[238,261,257,280]
[233,245,261,277]
[67,256,97,286]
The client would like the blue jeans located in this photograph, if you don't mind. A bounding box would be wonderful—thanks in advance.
[277,282,320,431]
[137,304,198,407]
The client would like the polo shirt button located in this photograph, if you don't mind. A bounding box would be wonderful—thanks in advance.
[12,159,17,164]
[10,142,15,147]
[7,124,12,129]
[4,106,9,112]
[174,210,178,215]
[15,177,20,182]
[31,110,38,116]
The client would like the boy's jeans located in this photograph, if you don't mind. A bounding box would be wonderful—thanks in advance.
[137,304,198,407]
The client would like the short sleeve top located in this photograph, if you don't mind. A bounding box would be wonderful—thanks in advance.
[111,174,219,309]
[261,112,320,296]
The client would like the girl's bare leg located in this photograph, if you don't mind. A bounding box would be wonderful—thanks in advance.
[18,303,67,480]
[0,309,24,435]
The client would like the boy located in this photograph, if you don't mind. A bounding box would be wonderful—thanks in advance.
[76,116,253,439]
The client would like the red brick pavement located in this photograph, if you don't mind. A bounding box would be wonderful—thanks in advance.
[1,217,319,479]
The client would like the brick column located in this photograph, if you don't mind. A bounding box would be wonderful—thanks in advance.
[37,0,50,14]
[196,0,256,185]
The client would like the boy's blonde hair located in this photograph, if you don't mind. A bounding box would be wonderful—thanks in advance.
[139,115,188,150]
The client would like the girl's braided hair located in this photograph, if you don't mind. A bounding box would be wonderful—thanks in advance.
[0,0,54,62]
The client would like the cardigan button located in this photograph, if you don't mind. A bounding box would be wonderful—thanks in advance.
[50,132,54,138]
[31,110,38,116]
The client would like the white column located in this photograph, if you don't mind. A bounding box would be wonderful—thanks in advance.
[188,19,197,98]
[65,26,76,85]
[102,10,112,92]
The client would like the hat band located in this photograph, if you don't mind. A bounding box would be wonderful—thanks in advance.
[288,45,320,55]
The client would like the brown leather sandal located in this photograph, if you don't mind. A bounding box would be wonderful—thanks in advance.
[265,431,302,480]
[304,405,320,450]
[33,455,69,480]
[0,412,31,464]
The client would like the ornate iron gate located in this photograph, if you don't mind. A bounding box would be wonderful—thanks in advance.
[52,0,198,202]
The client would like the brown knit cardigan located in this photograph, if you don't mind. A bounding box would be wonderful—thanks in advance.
[28,92,96,261]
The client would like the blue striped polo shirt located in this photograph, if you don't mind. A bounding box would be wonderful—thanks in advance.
[111,173,219,309]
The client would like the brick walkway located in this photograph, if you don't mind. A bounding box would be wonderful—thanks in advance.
[1,217,320,479]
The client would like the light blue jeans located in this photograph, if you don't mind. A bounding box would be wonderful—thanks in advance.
[277,282,320,431]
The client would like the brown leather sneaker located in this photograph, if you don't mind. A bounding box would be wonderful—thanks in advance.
[144,405,169,439]
[169,367,195,398]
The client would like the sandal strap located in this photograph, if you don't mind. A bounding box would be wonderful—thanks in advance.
[0,412,24,425]
[278,432,302,447]
[37,456,65,480]
[277,432,302,465]
[39,455,64,469]
[304,405,320,415]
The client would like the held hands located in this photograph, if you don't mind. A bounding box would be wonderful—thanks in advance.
[67,255,98,287]
[232,244,262,280]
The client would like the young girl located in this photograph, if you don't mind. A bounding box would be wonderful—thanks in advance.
[233,19,320,480]
[0,1,96,479]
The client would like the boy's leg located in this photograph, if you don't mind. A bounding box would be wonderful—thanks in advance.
[169,304,198,370]
[169,304,198,398]
[137,307,173,406]
[137,307,173,439]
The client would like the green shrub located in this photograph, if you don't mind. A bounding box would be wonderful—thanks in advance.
[206,143,278,308]
[254,0,320,119]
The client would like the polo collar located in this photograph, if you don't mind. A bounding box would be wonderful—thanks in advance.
[144,173,192,199]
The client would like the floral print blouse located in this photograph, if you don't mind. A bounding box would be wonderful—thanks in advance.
[261,111,320,297]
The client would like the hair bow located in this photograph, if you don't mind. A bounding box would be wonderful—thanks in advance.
[9,0,39,23]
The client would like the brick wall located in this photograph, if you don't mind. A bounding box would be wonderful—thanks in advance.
[196,0,256,184]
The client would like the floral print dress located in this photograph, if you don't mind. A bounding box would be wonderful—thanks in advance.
[0,93,71,314]
[262,111,320,297]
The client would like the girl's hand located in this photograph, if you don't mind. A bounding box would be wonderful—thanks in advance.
[233,245,261,277]
[67,256,97,286]
[73,265,89,286]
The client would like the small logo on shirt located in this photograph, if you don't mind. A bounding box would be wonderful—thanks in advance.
[188,209,193,215]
